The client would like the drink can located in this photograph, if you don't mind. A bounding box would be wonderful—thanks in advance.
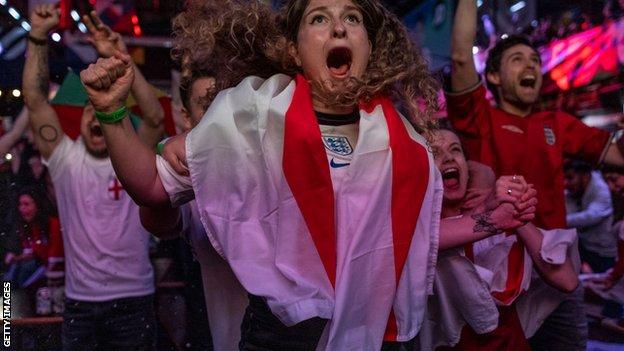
[51,287,65,314]
[36,287,52,315]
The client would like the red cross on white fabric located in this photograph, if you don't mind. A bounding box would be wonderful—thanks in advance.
[108,178,124,200]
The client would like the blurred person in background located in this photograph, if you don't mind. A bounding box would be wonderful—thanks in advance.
[142,70,248,350]
[0,108,30,274]
[565,160,616,274]
[3,187,62,289]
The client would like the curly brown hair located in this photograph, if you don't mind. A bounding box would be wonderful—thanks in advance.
[172,0,440,137]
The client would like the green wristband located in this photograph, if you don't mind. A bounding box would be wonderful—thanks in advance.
[94,106,128,124]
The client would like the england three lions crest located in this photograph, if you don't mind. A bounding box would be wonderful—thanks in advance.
[544,126,556,146]
[323,135,353,156]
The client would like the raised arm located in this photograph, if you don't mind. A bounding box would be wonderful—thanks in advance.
[83,11,164,147]
[80,52,170,207]
[22,5,65,159]
[0,108,29,156]
[450,0,480,92]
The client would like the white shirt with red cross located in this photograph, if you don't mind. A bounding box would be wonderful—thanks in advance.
[43,136,154,301]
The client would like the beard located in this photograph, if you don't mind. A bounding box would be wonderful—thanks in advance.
[85,144,109,158]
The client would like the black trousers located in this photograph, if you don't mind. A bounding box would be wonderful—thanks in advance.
[239,294,415,351]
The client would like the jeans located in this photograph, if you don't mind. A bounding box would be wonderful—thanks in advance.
[529,285,587,351]
[4,259,45,288]
[62,294,156,351]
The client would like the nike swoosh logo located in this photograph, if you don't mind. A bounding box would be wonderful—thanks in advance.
[330,159,350,168]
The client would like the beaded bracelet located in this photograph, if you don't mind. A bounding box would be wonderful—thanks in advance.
[94,106,128,124]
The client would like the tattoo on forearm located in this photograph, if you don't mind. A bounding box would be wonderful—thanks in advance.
[39,125,59,142]
[472,211,498,236]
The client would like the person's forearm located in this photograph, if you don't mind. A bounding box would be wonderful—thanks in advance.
[440,211,499,250]
[131,62,164,146]
[450,0,480,92]
[517,224,579,293]
[566,205,612,228]
[0,108,28,154]
[22,38,63,159]
[140,205,182,240]
[23,40,50,110]
[99,115,169,207]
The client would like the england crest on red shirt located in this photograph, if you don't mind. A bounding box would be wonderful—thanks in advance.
[544,126,556,146]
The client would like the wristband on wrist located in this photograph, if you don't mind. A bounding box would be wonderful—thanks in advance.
[28,35,48,46]
[94,106,128,124]
[156,137,170,155]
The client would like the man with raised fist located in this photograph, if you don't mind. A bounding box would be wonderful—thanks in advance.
[23,4,163,350]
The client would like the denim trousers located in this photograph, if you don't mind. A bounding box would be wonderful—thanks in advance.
[529,285,588,351]
[62,294,156,351]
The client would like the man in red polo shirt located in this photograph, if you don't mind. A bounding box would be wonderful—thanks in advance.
[447,0,624,350]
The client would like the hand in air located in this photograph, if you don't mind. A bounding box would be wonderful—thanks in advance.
[80,51,135,113]
[30,4,60,39]
[83,11,128,58]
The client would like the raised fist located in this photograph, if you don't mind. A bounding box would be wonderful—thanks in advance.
[80,51,135,113]
[83,11,128,58]
[30,4,60,39]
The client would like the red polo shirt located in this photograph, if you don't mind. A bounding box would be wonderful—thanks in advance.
[445,83,610,230]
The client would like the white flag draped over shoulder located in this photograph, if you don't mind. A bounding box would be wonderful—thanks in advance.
[182,74,443,350]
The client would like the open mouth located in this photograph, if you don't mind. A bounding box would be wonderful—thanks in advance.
[519,75,537,88]
[90,124,103,137]
[441,167,461,189]
[326,47,352,78]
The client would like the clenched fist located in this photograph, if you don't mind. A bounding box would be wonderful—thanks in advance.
[30,4,60,39]
[80,51,135,113]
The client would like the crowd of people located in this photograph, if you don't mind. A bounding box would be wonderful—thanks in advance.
[525,0,624,47]
[0,0,623,350]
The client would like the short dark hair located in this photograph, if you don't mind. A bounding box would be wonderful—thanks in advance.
[601,163,624,175]
[179,71,215,111]
[564,160,592,174]
[436,118,455,132]
[485,35,539,102]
